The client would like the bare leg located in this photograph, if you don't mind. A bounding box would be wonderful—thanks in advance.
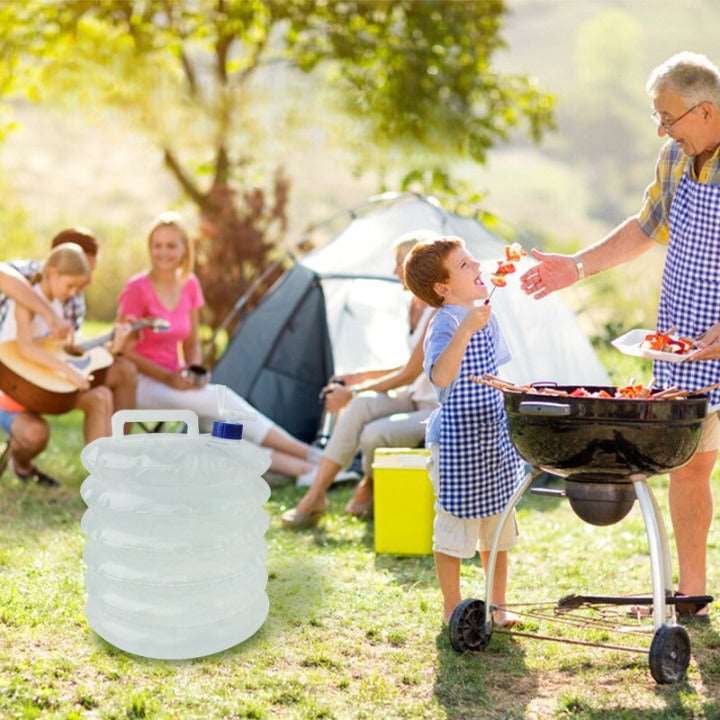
[345,475,373,515]
[269,450,315,477]
[669,450,716,614]
[480,550,514,625]
[294,457,343,513]
[435,551,462,623]
[262,425,315,461]
[9,413,49,473]
[104,357,138,411]
[74,386,113,443]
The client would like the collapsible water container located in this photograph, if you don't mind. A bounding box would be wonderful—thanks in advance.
[80,409,271,660]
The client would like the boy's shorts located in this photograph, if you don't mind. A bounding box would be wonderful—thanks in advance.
[428,444,518,560]
[697,411,720,453]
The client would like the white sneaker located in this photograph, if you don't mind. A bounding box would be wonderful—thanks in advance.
[296,468,318,488]
[336,469,362,483]
[295,467,362,488]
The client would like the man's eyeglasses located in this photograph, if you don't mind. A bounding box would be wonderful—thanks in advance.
[651,103,701,132]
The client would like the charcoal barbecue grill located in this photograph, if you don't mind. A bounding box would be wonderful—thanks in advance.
[448,383,713,684]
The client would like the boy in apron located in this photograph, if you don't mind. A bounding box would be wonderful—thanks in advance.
[404,237,524,626]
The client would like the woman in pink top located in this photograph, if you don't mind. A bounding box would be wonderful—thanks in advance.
[118,213,320,477]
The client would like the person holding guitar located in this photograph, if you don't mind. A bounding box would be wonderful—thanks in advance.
[118,212,321,477]
[4,228,139,413]
[0,244,117,486]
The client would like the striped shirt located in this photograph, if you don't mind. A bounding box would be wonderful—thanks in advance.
[638,139,720,245]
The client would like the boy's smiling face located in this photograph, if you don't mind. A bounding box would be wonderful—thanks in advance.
[434,246,488,306]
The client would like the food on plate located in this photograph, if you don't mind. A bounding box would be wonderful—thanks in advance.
[641,330,696,355]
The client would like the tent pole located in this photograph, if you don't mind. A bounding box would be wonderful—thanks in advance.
[206,257,287,362]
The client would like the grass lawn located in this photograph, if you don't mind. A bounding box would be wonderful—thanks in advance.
[2,351,720,719]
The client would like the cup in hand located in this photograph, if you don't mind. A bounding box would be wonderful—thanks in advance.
[182,364,210,388]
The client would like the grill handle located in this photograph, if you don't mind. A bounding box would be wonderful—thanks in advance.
[519,401,571,417]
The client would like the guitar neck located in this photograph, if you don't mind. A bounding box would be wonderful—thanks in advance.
[78,332,113,351]
[75,320,153,352]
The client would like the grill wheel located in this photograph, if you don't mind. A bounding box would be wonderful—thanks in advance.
[649,625,691,684]
[448,599,492,652]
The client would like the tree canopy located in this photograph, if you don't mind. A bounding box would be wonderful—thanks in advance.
[0,0,554,325]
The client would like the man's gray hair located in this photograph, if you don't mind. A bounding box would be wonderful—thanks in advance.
[646,52,720,107]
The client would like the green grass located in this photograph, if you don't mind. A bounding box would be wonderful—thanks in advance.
[2,354,720,718]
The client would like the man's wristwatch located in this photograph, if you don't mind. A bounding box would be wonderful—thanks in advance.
[575,259,585,281]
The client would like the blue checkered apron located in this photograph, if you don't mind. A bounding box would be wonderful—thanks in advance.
[655,172,720,408]
[438,324,523,518]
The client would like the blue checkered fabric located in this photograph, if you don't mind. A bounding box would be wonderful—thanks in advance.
[438,324,523,519]
[655,172,720,407]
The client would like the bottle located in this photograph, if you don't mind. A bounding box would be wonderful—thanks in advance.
[80,409,271,660]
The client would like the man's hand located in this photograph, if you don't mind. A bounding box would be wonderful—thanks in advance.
[109,321,135,355]
[520,249,580,299]
[459,305,491,336]
[334,371,370,386]
[323,383,353,413]
[685,323,720,361]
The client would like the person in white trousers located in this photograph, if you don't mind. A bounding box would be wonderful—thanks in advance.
[281,233,439,529]
[118,212,321,476]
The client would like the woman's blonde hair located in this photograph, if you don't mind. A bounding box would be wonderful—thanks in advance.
[147,211,195,276]
[393,229,442,282]
[43,243,90,280]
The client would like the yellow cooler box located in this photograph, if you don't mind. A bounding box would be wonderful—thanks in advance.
[373,448,434,555]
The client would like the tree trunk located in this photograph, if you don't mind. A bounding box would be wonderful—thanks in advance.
[194,169,290,331]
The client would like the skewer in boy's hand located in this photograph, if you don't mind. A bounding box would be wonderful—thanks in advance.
[459,304,491,335]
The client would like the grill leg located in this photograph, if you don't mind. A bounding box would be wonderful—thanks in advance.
[633,479,675,630]
[484,469,539,628]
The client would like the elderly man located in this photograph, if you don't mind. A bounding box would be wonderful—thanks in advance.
[521,52,720,623]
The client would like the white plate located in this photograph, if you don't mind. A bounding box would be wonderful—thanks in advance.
[611,328,693,364]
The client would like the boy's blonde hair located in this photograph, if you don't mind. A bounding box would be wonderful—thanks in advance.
[147,211,195,276]
[404,237,464,307]
[43,243,90,279]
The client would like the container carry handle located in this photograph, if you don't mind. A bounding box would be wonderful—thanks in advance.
[111,409,200,437]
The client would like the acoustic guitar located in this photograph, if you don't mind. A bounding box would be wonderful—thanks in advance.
[0,318,169,415]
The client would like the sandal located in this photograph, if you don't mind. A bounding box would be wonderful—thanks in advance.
[493,610,520,629]
[675,592,711,626]
[11,456,60,488]
[344,478,373,518]
[627,591,711,624]
[280,499,328,529]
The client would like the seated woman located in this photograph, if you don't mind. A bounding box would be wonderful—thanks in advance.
[118,212,320,477]
[281,234,438,529]
[0,243,114,486]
